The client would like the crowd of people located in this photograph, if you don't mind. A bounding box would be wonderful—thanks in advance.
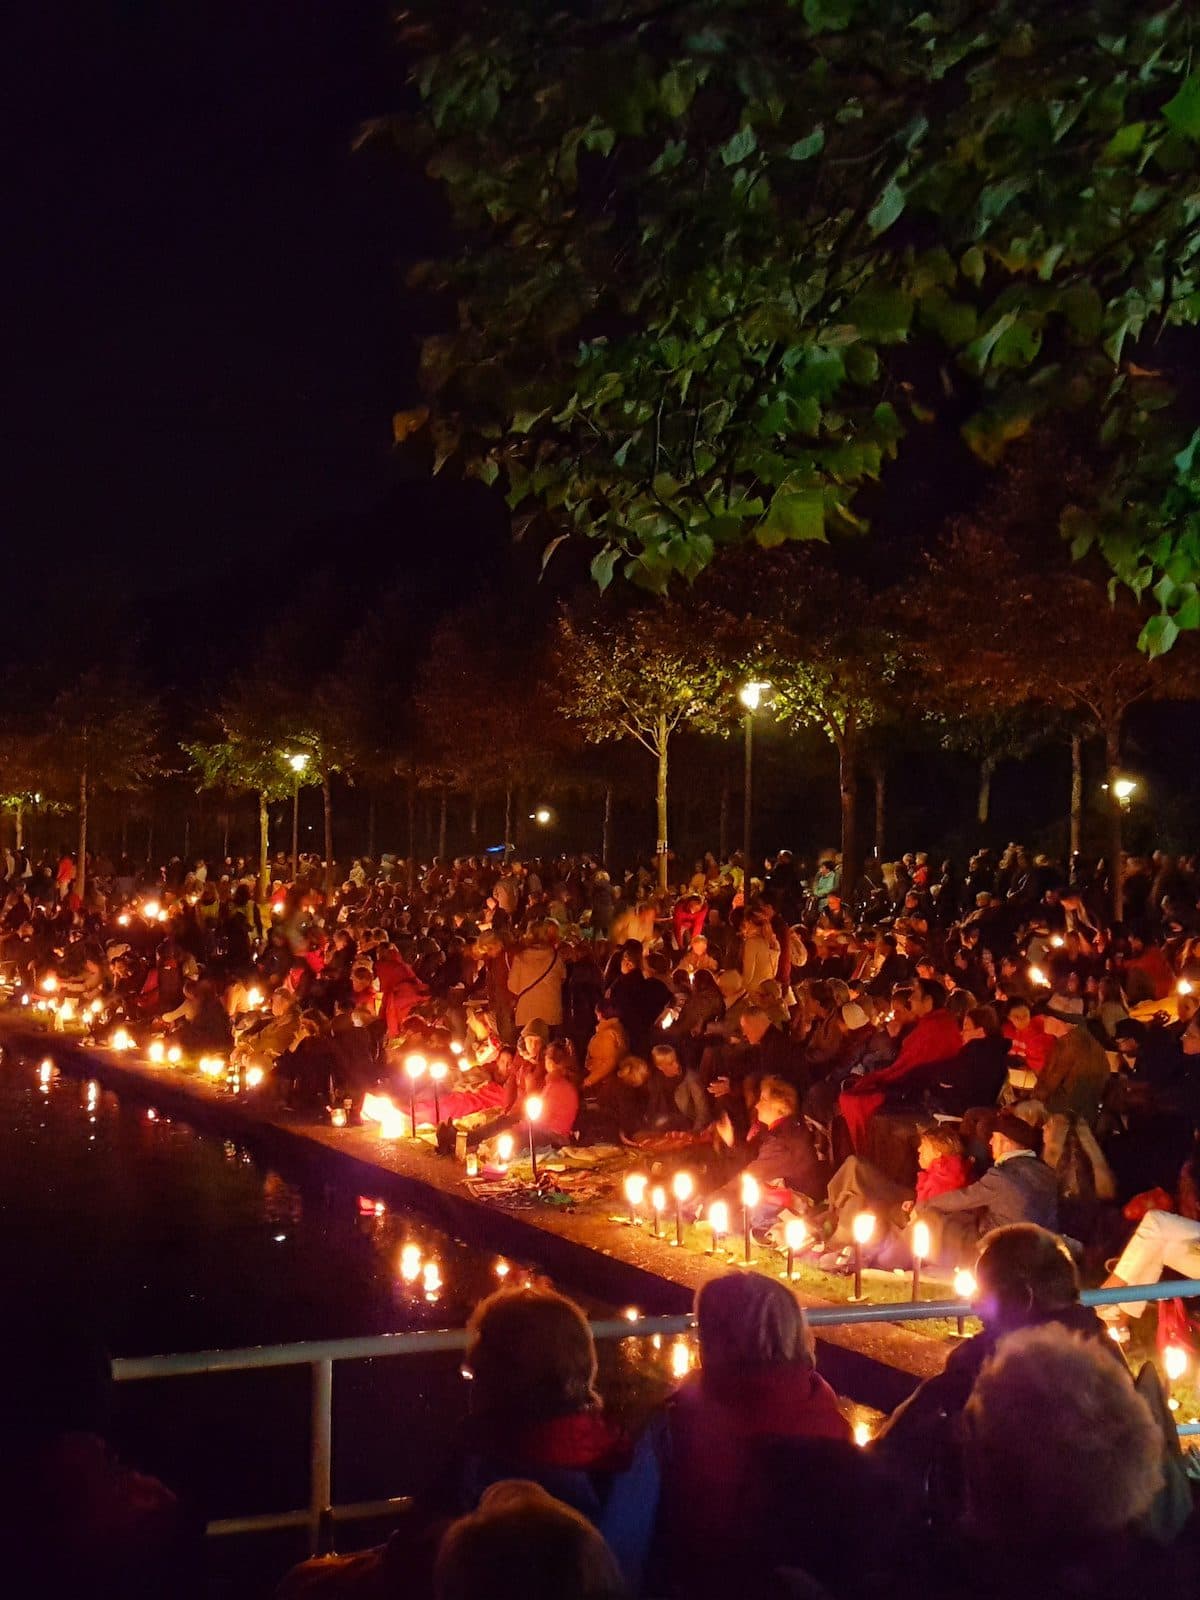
[12,1244,1197,1599]
[7,837,1200,1593]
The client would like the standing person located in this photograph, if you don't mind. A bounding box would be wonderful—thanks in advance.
[507,923,566,1034]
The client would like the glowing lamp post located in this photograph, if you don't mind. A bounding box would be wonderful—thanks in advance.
[524,1094,544,1182]
[911,1220,931,1302]
[287,751,309,881]
[851,1211,876,1302]
[738,680,770,878]
[740,1172,760,1262]
[953,1268,977,1337]
[429,1059,448,1124]
[784,1218,808,1281]
[671,1171,693,1247]
[650,1184,666,1239]
[404,1053,427,1136]
[708,1199,729,1257]
[624,1172,648,1225]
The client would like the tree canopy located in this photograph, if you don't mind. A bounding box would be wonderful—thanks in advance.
[396,0,1200,641]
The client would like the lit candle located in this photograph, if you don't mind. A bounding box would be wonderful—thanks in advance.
[465,1152,479,1178]
[708,1199,729,1256]
[672,1171,694,1247]
[404,1052,427,1136]
[624,1172,648,1225]
[650,1185,666,1239]
[911,1219,931,1302]
[670,1340,690,1380]
[1027,964,1049,988]
[429,1058,448,1124]
[524,1094,544,1182]
[741,1173,760,1262]
[330,1106,348,1128]
[851,1211,876,1301]
[166,1045,182,1065]
[1164,1343,1188,1406]
[245,1065,265,1088]
[784,1217,808,1281]
[1179,978,1194,997]
[496,1131,515,1172]
[399,1243,421,1283]
[853,1422,871,1448]
[953,1267,977,1337]
[147,1039,165,1064]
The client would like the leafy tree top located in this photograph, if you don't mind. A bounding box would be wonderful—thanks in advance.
[398,0,1200,633]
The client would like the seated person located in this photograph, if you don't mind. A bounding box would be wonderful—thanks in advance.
[582,1001,628,1091]
[838,979,963,1153]
[660,1274,848,1596]
[922,1004,1012,1116]
[645,1043,711,1133]
[1002,1001,1054,1079]
[436,1481,625,1600]
[710,1075,825,1220]
[917,1112,1058,1266]
[820,1127,972,1268]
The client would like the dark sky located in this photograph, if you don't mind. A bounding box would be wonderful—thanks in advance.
[2,1,453,627]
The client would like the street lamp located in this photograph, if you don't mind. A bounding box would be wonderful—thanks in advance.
[738,681,770,880]
[1112,777,1137,804]
[1102,774,1138,920]
[287,752,309,881]
[532,807,552,825]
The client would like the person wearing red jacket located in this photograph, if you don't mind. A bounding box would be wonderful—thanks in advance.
[839,979,962,1153]
[1002,1003,1054,1076]
[660,1274,848,1597]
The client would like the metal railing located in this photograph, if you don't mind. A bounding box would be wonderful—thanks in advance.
[112,1280,1200,1553]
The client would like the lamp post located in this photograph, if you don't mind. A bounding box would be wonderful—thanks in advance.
[1104,772,1137,921]
[288,752,309,882]
[738,682,770,883]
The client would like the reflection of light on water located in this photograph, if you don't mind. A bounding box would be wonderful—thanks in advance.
[400,1244,422,1283]
[39,1059,53,1085]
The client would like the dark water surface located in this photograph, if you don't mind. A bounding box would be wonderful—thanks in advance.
[1,1048,685,1594]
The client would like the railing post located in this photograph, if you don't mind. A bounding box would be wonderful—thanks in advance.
[309,1359,333,1555]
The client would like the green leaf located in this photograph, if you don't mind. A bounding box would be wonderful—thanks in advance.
[1139,613,1179,657]
[1060,284,1103,341]
[976,176,1028,232]
[720,125,758,165]
[1174,429,1200,477]
[802,0,857,32]
[1176,591,1200,632]
[844,287,912,342]
[1162,73,1200,140]
[1103,122,1146,159]
[960,246,986,286]
[919,291,977,347]
[659,67,696,119]
[866,180,905,236]
[758,487,826,546]
[590,547,620,591]
[787,127,826,161]
[963,311,1017,373]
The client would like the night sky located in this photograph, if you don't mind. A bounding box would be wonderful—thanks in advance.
[2,1,485,672]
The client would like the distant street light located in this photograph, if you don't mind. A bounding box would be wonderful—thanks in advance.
[287,752,310,880]
[738,682,771,878]
[1112,777,1137,804]
[532,806,552,825]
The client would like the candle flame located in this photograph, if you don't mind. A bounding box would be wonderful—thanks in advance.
[1027,964,1049,987]
[708,1199,729,1236]
[650,1185,667,1213]
[670,1340,690,1380]
[852,1210,877,1245]
[1178,979,1194,997]
[624,1173,648,1206]
[672,1170,694,1202]
[429,1059,449,1081]
[496,1131,515,1164]
[524,1094,544,1123]
[784,1218,808,1252]
[953,1268,977,1301]
[1165,1344,1189,1383]
[245,1065,265,1088]
[740,1173,760,1207]
[911,1220,932,1262]
[404,1053,427,1081]
[110,1028,135,1052]
[148,1040,166,1064]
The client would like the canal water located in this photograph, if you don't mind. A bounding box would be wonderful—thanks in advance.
[0,1047,685,1595]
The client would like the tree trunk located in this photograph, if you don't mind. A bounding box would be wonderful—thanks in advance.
[1106,719,1124,922]
[977,754,995,826]
[837,722,858,903]
[221,815,230,861]
[719,781,729,863]
[183,814,190,862]
[503,786,513,864]
[77,768,89,902]
[1069,732,1083,861]
[407,768,417,890]
[367,792,377,861]
[322,775,334,896]
[14,802,23,852]
[258,791,270,900]
[438,786,448,861]
[468,789,479,843]
[602,782,613,867]
[873,764,886,860]
[655,713,669,892]
[742,711,754,880]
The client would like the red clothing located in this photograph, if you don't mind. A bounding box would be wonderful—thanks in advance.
[672,899,708,947]
[838,1009,962,1153]
[915,1152,972,1203]
[1126,945,1174,1002]
[375,953,428,1037]
[527,1074,579,1141]
[665,1365,849,1564]
[1003,1016,1053,1075]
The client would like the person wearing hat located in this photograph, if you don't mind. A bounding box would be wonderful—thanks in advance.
[917,1111,1058,1266]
